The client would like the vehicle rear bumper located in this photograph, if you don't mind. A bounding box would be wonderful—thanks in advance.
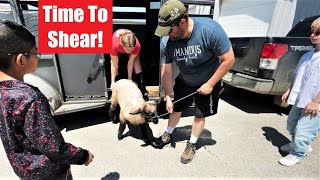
[222,72,274,94]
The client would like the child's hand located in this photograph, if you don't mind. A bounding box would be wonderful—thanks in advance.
[282,89,290,102]
[304,101,319,118]
[84,151,94,166]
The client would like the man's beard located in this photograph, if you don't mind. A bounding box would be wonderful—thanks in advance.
[169,27,184,41]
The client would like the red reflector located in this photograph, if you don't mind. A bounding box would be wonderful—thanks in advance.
[261,43,288,59]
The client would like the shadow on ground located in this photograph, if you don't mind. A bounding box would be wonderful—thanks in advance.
[118,124,216,150]
[119,123,159,148]
[54,107,110,131]
[101,172,120,180]
[262,126,290,157]
[55,99,196,132]
[170,125,216,149]
[220,86,291,114]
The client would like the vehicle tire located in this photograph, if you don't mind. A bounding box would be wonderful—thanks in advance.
[24,73,62,115]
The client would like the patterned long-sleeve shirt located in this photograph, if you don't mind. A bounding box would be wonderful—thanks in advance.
[0,80,88,179]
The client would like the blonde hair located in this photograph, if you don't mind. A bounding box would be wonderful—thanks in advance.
[311,17,320,31]
[120,32,136,48]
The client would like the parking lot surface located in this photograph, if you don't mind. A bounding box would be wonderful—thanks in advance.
[0,87,319,179]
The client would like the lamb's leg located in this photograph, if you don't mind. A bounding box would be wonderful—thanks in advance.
[141,123,162,148]
[141,123,149,142]
[118,122,126,140]
[109,102,118,123]
[113,105,120,123]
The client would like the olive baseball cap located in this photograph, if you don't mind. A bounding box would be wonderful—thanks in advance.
[155,0,186,37]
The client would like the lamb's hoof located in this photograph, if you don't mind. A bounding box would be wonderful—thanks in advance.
[118,135,123,141]
[110,114,119,124]
[153,119,159,124]
[150,141,163,149]
[152,137,167,148]
[112,118,119,124]
[143,138,163,149]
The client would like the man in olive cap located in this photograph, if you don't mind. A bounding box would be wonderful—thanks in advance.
[155,0,235,164]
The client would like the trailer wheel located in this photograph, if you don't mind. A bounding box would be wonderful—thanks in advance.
[24,74,62,115]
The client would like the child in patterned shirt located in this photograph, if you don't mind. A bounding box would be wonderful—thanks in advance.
[0,20,94,179]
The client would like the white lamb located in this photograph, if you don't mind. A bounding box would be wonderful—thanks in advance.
[109,79,159,147]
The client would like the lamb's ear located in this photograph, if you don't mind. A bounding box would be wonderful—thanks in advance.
[130,108,142,115]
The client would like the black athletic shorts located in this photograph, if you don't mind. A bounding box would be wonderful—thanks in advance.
[173,76,221,118]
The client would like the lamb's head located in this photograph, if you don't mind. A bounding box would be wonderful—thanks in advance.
[129,101,158,124]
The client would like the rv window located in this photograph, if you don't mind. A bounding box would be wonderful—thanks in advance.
[26,4,38,11]
[179,0,215,6]
[162,0,215,17]
[188,5,211,15]
[0,3,11,11]
[11,0,37,10]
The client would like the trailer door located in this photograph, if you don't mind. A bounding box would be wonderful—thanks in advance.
[104,0,161,100]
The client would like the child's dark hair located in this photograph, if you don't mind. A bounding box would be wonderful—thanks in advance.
[0,19,36,70]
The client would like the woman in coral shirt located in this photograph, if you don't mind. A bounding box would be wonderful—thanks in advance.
[110,29,147,97]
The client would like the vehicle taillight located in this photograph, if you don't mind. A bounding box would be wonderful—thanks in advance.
[259,43,288,70]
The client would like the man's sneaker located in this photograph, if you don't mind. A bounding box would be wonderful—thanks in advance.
[279,154,301,166]
[181,141,196,164]
[280,143,313,155]
[154,131,171,146]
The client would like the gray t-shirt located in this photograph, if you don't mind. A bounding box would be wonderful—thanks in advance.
[161,17,231,87]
